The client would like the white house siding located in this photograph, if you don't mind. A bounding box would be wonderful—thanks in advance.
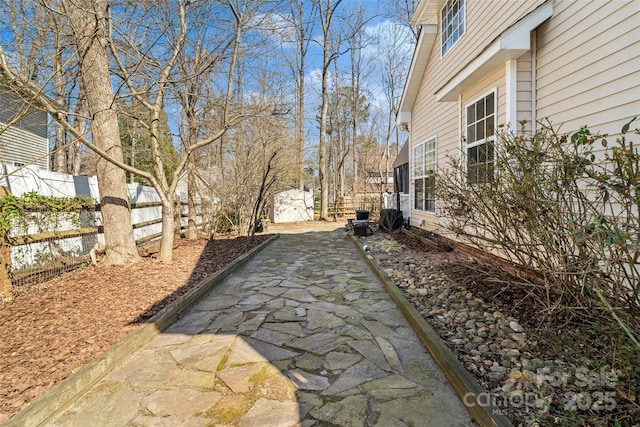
[536,1,640,136]
[405,0,640,234]
[430,0,544,94]
[516,50,534,133]
[0,88,49,170]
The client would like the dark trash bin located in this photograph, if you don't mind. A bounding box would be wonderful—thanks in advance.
[355,209,370,221]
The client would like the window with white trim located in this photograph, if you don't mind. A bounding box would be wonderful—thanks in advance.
[413,137,437,212]
[441,0,465,56]
[466,91,496,184]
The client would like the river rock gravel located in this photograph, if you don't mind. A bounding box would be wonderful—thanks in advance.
[359,229,622,426]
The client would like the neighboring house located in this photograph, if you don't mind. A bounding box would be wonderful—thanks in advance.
[0,84,49,171]
[397,0,639,230]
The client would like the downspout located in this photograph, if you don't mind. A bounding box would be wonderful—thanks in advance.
[458,93,463,179]
[531,30,537,132]
[506,59,518,131]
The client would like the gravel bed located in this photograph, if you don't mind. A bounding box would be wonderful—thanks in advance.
[360,230,626,426]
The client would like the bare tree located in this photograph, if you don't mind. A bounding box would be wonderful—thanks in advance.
[211,95,297,236]
[282,0,317,191]
[0,0,141,265]
[198,3,299,235]
[51,10,70,174]
[324,70,370,218]
[102,0,221,261]
[347,6,375,198]
[384,0,420,41]
[105,0,284,261]
[313,0,343,220]
[174,5,231,240]
[63,0,140,264]
[1,0,416,262]
[376,20,415,161]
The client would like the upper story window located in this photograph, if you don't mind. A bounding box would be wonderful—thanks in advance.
[413,137,437,212]
[466,91,496,184]
[441,0,465,56]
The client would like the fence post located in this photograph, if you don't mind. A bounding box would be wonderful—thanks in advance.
[0,185,13,302]
[0,243,11,302]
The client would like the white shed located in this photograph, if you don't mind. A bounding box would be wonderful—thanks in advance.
[270,189,314,223]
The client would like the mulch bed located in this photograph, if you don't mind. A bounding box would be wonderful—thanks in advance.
[0,235,270,422]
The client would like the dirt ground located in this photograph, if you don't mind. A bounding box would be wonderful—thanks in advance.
[267,220,344,234]
[0,232,285,421]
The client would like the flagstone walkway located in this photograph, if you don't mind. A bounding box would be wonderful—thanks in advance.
[47,228,474,426]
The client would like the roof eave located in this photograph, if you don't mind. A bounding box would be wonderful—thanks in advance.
[435,0,554,102]
[411,0,446,26]
[397,24,437,128]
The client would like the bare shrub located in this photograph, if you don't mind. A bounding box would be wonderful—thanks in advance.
[437,118,639,347]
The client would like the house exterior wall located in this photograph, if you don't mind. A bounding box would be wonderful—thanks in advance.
[516,50,534,133]
[0,88,49,170]
[535,1,639,135]
[402,0,639,234]
[425,0,544,94]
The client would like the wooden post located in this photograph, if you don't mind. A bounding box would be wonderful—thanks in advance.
[0,244,11,302]
[0,185,13,302]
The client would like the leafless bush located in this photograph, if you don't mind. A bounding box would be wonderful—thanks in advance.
[437,118,639,347]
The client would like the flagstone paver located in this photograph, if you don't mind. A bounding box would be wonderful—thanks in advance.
[46,228,474,426]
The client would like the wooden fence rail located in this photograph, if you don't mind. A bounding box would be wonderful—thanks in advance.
[1,200,202,301]
[0,165,209,302]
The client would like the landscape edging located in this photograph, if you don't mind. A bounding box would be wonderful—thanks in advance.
[3,234,280,427]
[350,234,513,427]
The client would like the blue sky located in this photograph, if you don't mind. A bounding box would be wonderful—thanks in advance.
[244,1,416,155]
[0,0,416,159]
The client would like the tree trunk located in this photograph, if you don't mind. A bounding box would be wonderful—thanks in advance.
[318,30,330,220]
[72,91,86,176]
[297,50,306,191]
[54,122,67,173]
[159,199,175,262]
[72,139,82,176]
[66,0,139,265]
[317,0,342,221]
[319,95,329,220]
[174,195,182,239]
[129,136,137,184]
[53,27,67,173]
